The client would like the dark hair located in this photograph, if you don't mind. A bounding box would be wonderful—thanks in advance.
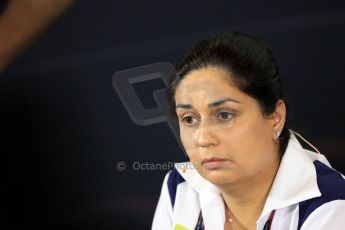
[168,31,290,155]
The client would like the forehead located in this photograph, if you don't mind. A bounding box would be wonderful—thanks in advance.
[175,67,244,102]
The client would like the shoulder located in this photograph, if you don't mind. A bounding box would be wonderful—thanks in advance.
[166,167,186,207]
[298,160,345,229]
[299,200,345,229]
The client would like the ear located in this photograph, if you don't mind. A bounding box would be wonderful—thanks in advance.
[271,99,286,139]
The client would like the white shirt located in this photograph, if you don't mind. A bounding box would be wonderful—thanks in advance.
[152,133,345,230]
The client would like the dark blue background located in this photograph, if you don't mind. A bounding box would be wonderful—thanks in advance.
[2,1,345,229]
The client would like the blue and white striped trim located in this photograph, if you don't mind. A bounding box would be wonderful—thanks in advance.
[298,160,345,229]
[167,168,185,208]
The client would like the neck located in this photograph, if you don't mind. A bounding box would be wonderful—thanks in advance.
[220,154,281,228]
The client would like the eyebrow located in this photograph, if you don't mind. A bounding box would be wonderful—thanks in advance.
[176,97,240,110]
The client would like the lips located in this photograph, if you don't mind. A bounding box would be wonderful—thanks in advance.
[201,157,227,170]
[202,157,227,164]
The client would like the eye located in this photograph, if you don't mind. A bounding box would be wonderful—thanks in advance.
[181,116,199,126]
[217,112,233,121]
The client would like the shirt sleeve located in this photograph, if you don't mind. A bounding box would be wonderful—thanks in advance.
[151,170,173,230]
[300,200,345,230]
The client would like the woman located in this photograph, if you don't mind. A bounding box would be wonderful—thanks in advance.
[152,31,345,230]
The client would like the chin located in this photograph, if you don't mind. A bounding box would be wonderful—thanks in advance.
[199,168,235,186]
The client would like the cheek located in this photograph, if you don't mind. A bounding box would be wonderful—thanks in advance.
[180,128,198,159]
[246,119,273,154]
[221,117,273,169]
[180,127,191,148]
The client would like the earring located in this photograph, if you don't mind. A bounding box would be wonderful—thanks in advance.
[275,130,281,143]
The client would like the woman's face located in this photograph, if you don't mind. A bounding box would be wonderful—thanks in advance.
[174,67,283,186]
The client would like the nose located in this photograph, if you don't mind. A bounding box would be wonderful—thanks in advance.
[195,121,219,148]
